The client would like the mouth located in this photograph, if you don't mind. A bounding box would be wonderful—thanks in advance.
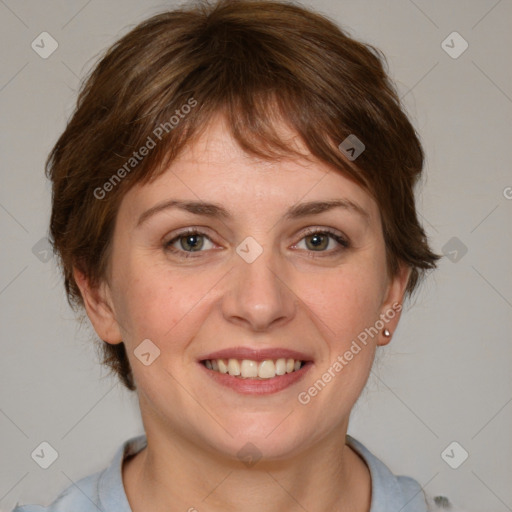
[201,357,305,379]
[198,347,313,395]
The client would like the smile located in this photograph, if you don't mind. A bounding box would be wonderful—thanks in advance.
[202,358,304,379]
[198,347,313,394]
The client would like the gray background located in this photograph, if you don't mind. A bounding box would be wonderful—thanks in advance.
[1,1,511,511]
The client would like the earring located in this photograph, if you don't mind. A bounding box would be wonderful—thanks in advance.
[383,328,391,337]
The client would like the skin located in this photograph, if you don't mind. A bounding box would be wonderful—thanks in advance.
[75,113,411,512]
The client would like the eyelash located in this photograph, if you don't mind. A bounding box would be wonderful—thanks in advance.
[163,227,350,259]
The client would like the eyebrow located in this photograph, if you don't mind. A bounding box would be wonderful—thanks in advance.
[136,198,370,227]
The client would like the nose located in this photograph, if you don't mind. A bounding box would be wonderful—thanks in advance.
[221,243,297,332]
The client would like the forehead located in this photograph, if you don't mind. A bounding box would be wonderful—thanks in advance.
[119,114,380,226]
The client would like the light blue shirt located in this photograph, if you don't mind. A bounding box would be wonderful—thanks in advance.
[12,434,432,512]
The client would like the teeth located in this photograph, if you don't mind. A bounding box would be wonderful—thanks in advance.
[204,358,304,379]
[275,358,286,376]
[218,359,228,374]
[227,358,241,376]
[258,360,275,379]
[240,359,258,378]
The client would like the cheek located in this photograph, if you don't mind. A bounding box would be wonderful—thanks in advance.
[302,263,384,346]
[112,258,216,346]
[301,270,380,412]
[110,256,175,341]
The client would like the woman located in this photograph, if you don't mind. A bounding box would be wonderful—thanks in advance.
[12,0,457,510]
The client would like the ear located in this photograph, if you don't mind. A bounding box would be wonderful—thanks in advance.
[73,267,123,345]
[376,262,411,347]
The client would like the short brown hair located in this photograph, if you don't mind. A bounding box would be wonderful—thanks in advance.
[46,0,441,391]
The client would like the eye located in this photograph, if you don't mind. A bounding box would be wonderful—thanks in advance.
[164,229,215,257]
[294,228,350,256]
[163,227,350,259]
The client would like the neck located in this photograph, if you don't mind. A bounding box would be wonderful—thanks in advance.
[123,424,371,512]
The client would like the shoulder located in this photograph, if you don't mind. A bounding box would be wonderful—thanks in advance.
[11,507,47,512]
[11,468,103,512]
[10,434,147,512]
[346,435,463,512]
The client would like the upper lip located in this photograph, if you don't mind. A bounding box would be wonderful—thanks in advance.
[199,346,314,362]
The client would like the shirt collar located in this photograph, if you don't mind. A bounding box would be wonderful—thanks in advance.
[97,434,426,512]
[98,434,147,512]
[347,435,428,512]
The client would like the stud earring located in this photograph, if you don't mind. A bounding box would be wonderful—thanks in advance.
[383,328,391,337]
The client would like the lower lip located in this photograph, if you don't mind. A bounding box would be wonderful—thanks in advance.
[199,361,313,395]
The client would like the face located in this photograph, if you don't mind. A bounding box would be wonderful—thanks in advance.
[78,114,409,461]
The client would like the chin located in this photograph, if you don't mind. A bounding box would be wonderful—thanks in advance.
[199,414,317,463]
